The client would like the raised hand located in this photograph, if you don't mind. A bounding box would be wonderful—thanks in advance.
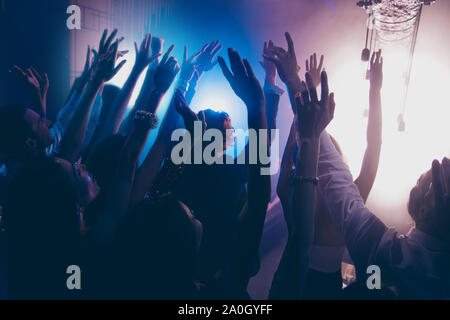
[218,48,264,112]
[133,33,160,73]
[431,158,450,241]
[179,45,202,83]
[13,65,49,116]
[13,65,49,99]
[91,29,126,82]
[153,44,180,93]
[295,71,334,139]
[194,40,222,76]
[259,40,277,85]
[263,32,300,86]
[174,89,206,134]
[369,49,383,91]
[305,53,324,88]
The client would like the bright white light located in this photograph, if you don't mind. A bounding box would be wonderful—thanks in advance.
[330,49,450,228]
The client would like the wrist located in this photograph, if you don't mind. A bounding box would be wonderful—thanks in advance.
[264,76,276,87]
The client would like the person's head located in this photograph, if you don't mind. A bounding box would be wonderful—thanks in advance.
[407,158,450,241]
[198,109,233,150]
[114,193,202,298]
[3,156,96,245]
[0,104,53,158]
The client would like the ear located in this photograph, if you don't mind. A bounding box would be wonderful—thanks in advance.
[24,138,39,153]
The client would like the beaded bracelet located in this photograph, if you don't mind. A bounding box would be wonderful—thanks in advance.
[134,110,159,129]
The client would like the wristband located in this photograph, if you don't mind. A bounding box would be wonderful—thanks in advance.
[291,176,319,186]
[134,110,159,129]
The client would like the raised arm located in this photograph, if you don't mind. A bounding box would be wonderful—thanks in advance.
[216,48,270,295]
[92,110,156,247]
[129,49,180,208]
[90,34,159,148]
[185,41,222,104]
[354,49,383,202]
[270,71,334,299]
[58,29,125,163]
[276,119,297,233]
[119,37,165,134]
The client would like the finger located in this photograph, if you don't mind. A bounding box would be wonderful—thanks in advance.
[313,53,317,69]
[189,48,203,63]
[243,58,256,80]
[268,40,274,49]
[318,54,324,71]
[305,59,310,72]
[210,44,222,59]
[370,51,376,67]
[263,41,267,53]
[161,44,175,64]
[442,157,450,194]
[134,41,139,55]
[228,48,247,79]
[294,93,302,116]
[328,92,335,120]
[320,71,329,102]
[183,45,187,63]
[29,67,43,81]
[84,46,91,70]
[376,49,381,64]
[432,159,445,208]
[285,32,295,57]
[13,65,26,77]
[300,81,310,105]
[262,54,279,65]
[99,29,107,52]
[112,59,126,76]
[269,46,286,57]
[104,29,118,51]
[310,55,313,71]
[44,73,49,85]
[218,56,234,84]
[148,53,161,65]
[305,73,318,102]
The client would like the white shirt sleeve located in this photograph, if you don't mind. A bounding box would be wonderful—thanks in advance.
[317,132,388,275]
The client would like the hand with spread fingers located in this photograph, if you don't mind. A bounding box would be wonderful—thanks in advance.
[153,44,180,93]
[260,40,277,86]
[91,29,127,83]
[13,65,49,116]
[218,48,265,113]
[133,33,160,73]
[263,32,300,86]
[295,71,334,139]
[305,53,324,88]
[194,40,222,77]
[179,45,203,83]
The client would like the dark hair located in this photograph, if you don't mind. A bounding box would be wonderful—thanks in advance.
[3,156,80,298]
[112,193,199,299]
[0,104,29,157]
[198,109,230,131]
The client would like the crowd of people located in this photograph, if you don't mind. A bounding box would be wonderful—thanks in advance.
[0,28,449,299]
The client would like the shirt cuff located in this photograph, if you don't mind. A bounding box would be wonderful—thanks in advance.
[263,83,285,96]
[309,245,345,273]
